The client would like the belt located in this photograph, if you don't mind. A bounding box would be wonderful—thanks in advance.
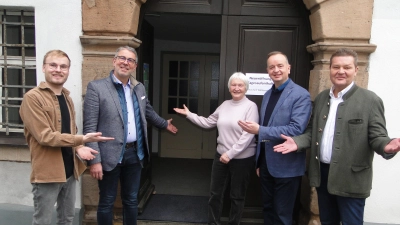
[125,141,136,149]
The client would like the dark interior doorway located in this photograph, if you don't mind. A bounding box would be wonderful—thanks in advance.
[137,0,313,223]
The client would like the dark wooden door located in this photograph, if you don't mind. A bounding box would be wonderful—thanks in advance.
[221,0,312,107]
[219,0,312,221]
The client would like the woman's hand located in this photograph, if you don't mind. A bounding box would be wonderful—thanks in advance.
[173,104,190,116]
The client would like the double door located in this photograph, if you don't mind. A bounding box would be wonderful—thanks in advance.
[160,54,220,159]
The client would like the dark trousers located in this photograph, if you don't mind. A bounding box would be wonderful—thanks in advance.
[259,156,301,225]
[316,163,366,225]
[208,153,254,225]
[97,146,142,225]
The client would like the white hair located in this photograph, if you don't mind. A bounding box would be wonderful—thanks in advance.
[227,72,249,92]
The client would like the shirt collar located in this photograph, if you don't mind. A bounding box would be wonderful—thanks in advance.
[330,82,354,99]
[272,78,290,92]
[112,74,130,87]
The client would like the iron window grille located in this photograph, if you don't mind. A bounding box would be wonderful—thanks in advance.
[0,8,36,135]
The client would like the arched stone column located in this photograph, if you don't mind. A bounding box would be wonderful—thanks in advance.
[300,0,376,224]
[303,0,377,99]
[80,0,147,224]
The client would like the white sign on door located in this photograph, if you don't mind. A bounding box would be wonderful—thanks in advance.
[246,73,273,96]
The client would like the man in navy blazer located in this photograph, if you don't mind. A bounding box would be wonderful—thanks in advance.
[239,51,311,225]
[83,46,178,225]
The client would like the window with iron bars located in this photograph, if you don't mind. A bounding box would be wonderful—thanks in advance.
[0,8,36,136]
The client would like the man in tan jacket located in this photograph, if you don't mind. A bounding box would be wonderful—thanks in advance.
[19,50,113,225]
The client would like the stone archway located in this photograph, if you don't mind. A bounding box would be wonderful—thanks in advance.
[80,0,376,224]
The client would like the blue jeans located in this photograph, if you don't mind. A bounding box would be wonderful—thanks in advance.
[97,146,142,225]
[32,176,76,225]
[317,163,366,225]
[259,156,301,225]
[208,153,254,225]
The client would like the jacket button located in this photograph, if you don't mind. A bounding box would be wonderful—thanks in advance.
[318,128,322,132]
[316,156,318,160]
[323,115,327,119]
[316,142,319,146]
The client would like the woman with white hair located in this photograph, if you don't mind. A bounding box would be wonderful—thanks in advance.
[174,72,259,225]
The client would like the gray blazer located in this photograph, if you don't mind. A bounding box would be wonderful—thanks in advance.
[83,72,167,171]
[294,85,395,198]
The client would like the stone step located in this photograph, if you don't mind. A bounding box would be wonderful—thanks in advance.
[133,217,264,225]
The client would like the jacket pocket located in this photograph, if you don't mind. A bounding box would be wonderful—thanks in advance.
[351,165,370,172]
[346,165,372,194]
[348,119,363,124]
[42,106,55,120]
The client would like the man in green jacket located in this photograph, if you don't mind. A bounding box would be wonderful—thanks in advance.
[273,48,400,225]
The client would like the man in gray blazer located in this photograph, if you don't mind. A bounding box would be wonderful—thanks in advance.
[238,51,312,225]
[83,46,178,225]
[274,48,400,225]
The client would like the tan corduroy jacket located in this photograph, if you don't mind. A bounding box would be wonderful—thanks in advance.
[20,82,86,183]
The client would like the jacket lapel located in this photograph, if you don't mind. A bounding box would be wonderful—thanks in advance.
[105,78,124,121]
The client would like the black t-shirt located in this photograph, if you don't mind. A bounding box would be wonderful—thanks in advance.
[57,94,74,179]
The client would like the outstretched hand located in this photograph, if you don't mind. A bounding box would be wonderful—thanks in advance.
[166,119,178,134]
[173,104,190,116]
[83,132,114,143]
[273,134,298,154]
[384,138,400,154]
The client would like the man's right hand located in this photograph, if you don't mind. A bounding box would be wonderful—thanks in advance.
[90,163,103,180]
[273,134,298,154]
[83,132,114,143]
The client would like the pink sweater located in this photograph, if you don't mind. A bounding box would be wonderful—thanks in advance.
[187,97,259,159]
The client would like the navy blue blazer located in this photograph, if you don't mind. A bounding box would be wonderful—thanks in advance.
[256,79,311,178]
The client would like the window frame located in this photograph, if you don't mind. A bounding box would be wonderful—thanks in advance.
[0,7,36,137]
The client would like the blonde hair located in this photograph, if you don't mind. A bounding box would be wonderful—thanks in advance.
[43,50,70,65]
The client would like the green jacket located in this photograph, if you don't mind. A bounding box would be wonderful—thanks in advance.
[293,85,395,198]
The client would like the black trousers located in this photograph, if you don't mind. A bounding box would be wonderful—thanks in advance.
[208,153,255,225]
[259,155,301,225]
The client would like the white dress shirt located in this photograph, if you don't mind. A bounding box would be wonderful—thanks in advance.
[320,82,354,163]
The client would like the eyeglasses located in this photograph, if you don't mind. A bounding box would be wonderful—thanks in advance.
[45,63,70,71]
[115,56,137,65]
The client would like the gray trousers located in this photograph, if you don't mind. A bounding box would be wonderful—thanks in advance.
[32,176,76,225]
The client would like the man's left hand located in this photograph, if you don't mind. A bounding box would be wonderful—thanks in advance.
[166,118,178,134]
[384,138,400,154]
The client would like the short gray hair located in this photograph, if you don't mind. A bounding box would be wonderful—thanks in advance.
[114,46,138,63]
[227,72,249,92]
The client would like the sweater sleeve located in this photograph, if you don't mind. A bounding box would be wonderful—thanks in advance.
[186,107,219,129]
